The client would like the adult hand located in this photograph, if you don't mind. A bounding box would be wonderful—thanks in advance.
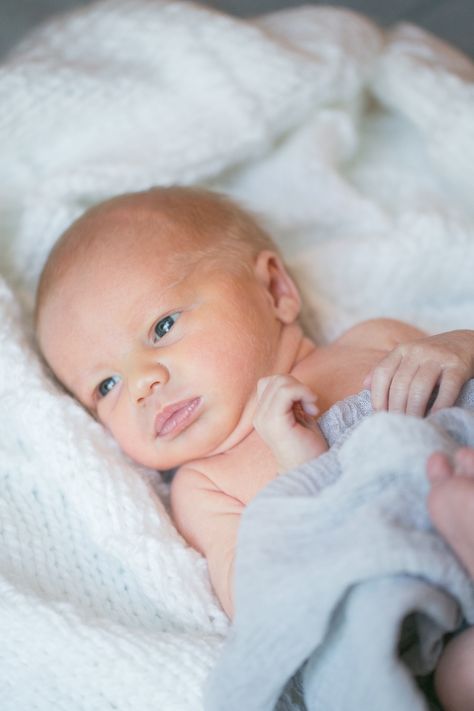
[364,330,474,416]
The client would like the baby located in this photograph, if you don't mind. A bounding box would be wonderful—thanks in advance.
[35,186,474,710]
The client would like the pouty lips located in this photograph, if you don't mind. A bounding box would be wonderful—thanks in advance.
[155,397,201,438]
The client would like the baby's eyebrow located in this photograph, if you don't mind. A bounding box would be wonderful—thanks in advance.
[124,274,187,332]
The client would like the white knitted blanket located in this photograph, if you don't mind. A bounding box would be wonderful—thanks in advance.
[0,2,473,709]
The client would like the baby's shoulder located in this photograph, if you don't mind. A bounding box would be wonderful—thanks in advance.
[171,432,277,508]
[170,461,222,505]
[170,462,244,554]
[335,318,425,350]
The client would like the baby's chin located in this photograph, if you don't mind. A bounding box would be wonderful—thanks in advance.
[204,398,259,458]
[201,409,256,459]
[118,441,182,472]
[127,397,258,470]
[137,427,252,471]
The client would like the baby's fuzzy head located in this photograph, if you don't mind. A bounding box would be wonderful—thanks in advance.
[35,186,302,469]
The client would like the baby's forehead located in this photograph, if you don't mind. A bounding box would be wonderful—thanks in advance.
[82,199,204,249]
[38,203,203,318]
[63,200,213,272]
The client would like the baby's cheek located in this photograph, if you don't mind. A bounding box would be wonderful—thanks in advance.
[101,408,145,461]
[117,433,157,468]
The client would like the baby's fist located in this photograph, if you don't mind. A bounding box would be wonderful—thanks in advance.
[253,375,327,473]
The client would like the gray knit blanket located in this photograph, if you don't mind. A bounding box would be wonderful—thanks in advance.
[206,382,474,711]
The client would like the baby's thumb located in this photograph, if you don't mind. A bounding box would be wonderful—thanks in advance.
[363,372,372,388]
[256,376,272,400]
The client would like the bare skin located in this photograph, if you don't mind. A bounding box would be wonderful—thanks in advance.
[432,625,474,711]
[428,449,474,580]
[427,449,474,711]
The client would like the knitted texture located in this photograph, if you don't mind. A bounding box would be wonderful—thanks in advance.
[0,2,473,709]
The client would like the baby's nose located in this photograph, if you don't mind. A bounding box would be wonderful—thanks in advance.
[130,361,169,403]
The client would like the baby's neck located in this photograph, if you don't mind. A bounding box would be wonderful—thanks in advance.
[195,323,314,460]
[273,322,316,373]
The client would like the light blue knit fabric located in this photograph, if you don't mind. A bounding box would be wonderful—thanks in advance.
[206,382,474,711]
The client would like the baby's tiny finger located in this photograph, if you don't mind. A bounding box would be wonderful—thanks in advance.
[293,400,319,430]
[256,376,274,400]
[302,401,319,416]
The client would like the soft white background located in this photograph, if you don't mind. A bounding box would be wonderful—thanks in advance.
[1,0,473,60]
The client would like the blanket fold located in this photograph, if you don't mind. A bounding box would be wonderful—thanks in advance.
[205,383,474,710]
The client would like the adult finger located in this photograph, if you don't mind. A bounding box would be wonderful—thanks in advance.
[386,360,419,413]
[405,363,441,416]
[370,350,403,410]
[430,369,465,411]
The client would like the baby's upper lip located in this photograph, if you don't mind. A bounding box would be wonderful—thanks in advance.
[154,397,201,437]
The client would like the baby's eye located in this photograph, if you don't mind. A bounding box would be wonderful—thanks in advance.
[97,375,121,398]
[153,312,180,342]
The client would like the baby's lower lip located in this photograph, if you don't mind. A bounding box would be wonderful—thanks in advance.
[155,398,201,438]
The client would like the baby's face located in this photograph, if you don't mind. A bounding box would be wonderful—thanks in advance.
[37,217,298,470]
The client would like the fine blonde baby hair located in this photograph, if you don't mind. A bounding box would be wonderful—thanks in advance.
[35,185,279,323]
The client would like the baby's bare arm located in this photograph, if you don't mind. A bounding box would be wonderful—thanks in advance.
[170,466,243,617]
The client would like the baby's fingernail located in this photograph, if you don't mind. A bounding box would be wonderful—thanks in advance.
[303,403,319,416]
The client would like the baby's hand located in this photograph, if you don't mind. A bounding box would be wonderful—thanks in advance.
[365,330,474,416]
[253,375,328,473]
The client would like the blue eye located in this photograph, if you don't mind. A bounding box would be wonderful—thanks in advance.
[98,375,120,398]
[153,312,180,341]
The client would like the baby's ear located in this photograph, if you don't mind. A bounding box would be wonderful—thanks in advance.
[254,250,301,324]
